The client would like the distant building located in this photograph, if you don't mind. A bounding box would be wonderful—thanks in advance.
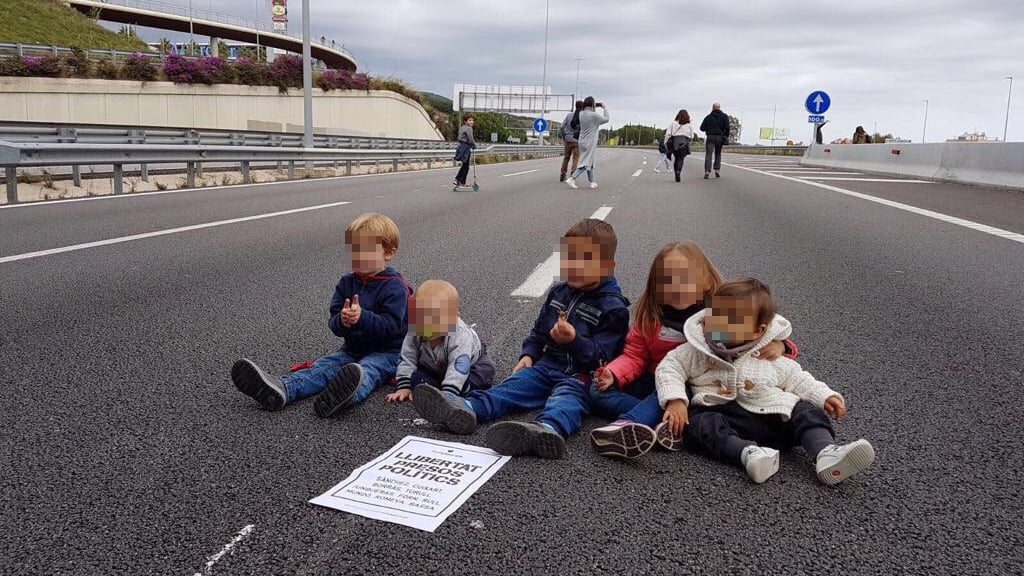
[947,131,998,143]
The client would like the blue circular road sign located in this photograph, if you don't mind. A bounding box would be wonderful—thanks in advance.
[534,117,548,133]
[805,91,831,115]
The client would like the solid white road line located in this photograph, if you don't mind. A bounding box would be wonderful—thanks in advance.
[191,524,255,576]
[768,171,864,175]
[510,205,613,298]
[727,163,1024,245]
[801,177,933,183]
[0,201,352,264]
[499,169,539,178]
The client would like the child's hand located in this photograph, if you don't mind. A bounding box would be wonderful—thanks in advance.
[663,399,689,436]
[341,295,362,327]
[386,389,412,403]
[549,315,576,345]
[513,356,533,373]
[824,395,847,419]
[595,369,616,391]
[755,340,786,361]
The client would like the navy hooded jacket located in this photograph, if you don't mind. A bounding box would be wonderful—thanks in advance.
[328,267,412,356]
[521,277,630,376]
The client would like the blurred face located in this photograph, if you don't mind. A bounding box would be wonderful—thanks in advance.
[704,296,766,345]
[347,232,393,275]
[466,118,475,127]
[412,294,458,339]
[560,237,613,290]
[654,250,705,310]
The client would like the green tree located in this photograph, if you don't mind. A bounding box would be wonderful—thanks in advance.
[728,115,742,144]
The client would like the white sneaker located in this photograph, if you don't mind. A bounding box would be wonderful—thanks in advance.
[653,168,661,173]
[815,440,875,486]
[589,182,599,189]
[566,177,578,189]
[741,445,780,484]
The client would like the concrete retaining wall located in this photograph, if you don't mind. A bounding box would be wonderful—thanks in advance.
[802,142,1024,190]
[0,77,443,140]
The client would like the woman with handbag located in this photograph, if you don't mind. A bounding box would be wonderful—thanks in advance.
[663,109,694,182]
[453,114,476,186]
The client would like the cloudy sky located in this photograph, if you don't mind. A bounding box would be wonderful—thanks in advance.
[120,0,1023,144]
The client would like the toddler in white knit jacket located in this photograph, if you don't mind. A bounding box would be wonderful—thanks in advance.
[655,278,875,485]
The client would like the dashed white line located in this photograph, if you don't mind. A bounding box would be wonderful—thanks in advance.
[631,169,643,177]
[510,205,614,298]
[727,163,1024,245]
[191,524,255,576]
[0,201,352,264]
[499,169,539,178]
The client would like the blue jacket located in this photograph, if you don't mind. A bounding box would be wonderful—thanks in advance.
[521,277,630,376]
[328,267,412,356]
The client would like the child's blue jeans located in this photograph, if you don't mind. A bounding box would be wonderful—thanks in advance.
[588,374,663,427]
[283,348,399,406]
[466,365,591,437]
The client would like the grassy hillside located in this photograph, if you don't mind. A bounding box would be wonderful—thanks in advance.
[0,0,149,51]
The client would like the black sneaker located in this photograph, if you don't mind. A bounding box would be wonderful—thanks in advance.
[704,172,710,179]
[485,421,567,459]
[715,171,721,178]
[590,421,656,459]
[231,358,287,411]
[411,384,477,434]
[313,363,363,418]
[675,172,681,182]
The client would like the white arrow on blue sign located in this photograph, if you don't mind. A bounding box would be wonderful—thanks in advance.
[805,91,831,114]
[533,117,548,133]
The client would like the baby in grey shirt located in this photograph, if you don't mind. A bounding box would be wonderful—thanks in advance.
[387,280,495,402]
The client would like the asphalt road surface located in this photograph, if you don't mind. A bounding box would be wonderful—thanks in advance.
[2,149,1023,575]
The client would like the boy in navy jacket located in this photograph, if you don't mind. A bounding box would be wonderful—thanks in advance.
[413,219,629,459]
[231,213,412,418]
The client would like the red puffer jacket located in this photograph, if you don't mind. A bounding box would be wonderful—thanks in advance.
[605,321,798,388]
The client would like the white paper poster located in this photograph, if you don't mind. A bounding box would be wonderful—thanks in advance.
[310,436,510,532]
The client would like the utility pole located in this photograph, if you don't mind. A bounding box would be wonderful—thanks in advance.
[539,0,550,145]
[922,99,929,143]
[1004,76,1014,142]
[302,0,313,172]
[573,56,583,100]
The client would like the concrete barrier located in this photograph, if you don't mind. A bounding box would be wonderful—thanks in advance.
[802,142,1024,190]
[0,77,443,140]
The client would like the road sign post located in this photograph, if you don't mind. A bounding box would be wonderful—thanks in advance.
[805,91,831,146]
[533,118,548,144]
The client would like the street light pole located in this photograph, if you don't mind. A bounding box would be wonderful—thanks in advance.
[539,0,550,145]
[302,0,313,171]
[1004,76,1014,142]
[188,0,194,53]
[922,99,929,143]
[770,104,777,145]
[573,56,583,100]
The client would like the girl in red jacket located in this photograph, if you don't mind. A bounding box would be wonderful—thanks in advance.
[588,241,797,458]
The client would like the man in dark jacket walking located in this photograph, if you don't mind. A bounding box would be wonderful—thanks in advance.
[700,103,730,179]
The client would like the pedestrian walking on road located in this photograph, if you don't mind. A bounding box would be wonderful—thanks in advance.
[566,97,610,189]
[700,103,730,179]
[654,135,672,173]
[664,109,694,182]
[560,100,583,182]
[454,114,476,186]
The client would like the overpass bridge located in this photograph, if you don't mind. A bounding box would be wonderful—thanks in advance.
[67,0,357,71]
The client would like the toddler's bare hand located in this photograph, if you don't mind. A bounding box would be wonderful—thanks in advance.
[513,356,533,373]
[386,389,412,403]
[755,340,785,361]
[824,395,847,419]
[663,399,689,436]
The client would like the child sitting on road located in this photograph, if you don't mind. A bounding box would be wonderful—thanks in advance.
[386,280,495,402]
[412,218,630,459]
[230,213,412,418]
[655,278,875,485]
[589,241,797,458]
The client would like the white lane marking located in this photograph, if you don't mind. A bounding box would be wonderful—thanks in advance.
[728,163,1024,245]
[510,205,613,298]
[768,171,864,175]
[192,524,255,576]
[499,169,539,178]
[801,177,933,183]
[631,169,643,177]
[1,201,352,264]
